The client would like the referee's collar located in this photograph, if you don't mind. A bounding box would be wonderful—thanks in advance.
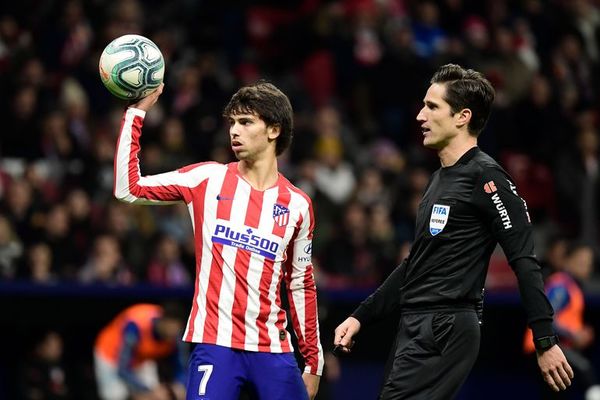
[455,146,480,165]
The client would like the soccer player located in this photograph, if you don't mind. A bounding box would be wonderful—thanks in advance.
[94,303,187,400]
[333,64,573,399]
[114,82,323,399]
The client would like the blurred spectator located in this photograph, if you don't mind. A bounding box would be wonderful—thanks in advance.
[27,242,58,284]
[314,134,356,206]
[539,235,569,279]
[513,74,570,164]
[1,180,38,243]
[319,201,381,288]
[18,330,71,400]
[78,234,133,285]
[555,116,600,244]
[355,167,392,208]
[0,214,23,279]
[42,204,75,279]
[65,189,93,266]
[94,303,187,400]
[412,1,448,59]
[146,235,190,287]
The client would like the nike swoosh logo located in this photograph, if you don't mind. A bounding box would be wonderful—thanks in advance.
[216,194,234,201]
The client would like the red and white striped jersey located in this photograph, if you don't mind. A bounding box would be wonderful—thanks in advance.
[114,108,324,375]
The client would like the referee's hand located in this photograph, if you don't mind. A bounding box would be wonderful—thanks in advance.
[536,345,574,392]
[333,317,361,354]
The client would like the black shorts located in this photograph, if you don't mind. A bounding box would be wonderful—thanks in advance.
[379,307,481,400]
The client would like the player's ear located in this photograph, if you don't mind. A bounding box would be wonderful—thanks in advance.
[267,124,281,140]
[455,108,472,129]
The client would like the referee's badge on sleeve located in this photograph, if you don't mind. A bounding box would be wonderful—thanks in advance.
[430,204,450,236]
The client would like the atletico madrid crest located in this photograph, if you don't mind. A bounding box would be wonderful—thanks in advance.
[273,204,290,226]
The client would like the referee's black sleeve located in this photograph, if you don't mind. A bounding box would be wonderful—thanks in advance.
[351,260,407,326]
[471,166,554,339]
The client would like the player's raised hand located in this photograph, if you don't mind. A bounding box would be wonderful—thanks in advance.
[129,83,164,112]
[537,345,574,391]
[333,316,361,354]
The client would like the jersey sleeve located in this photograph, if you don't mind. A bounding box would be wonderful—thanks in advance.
[472,166,554,338]
[283,199,324,376]
[114,108,208,205]
[351,259,406,326]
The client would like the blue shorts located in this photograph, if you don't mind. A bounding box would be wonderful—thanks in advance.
[186,343,308,400]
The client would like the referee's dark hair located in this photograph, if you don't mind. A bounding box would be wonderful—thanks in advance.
[431,64,495,136]
[223,80,294,156]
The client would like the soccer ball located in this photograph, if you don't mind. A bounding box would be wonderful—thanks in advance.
[99,34,165,100]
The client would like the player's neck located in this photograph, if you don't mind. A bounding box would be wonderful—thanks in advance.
[437,133,477,168]
[237,156,279,191]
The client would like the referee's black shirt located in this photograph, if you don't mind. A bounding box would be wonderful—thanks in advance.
[353,147,554,339]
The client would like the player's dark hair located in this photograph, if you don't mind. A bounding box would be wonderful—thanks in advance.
[223,81,293,156]
[430,64,495,136]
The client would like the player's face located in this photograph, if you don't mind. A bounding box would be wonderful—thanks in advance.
[416,83,460,150]
[228,113,279,161]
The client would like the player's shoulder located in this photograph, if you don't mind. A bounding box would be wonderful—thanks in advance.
[177,161,225,174]
[469,149,509,180]
[279,175,313,207]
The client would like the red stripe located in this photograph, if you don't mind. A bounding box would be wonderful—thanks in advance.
[185,180,208,341]
[302,263,319,373]
[256,187,293,349]
[300,203,319,373]
[230,188,263,346]
[203,169,238,343]
[230,249,250,346]
[217,168,238,220]
[113,114,127,195]
[202,243,225,343]
[244,188,263,229]
[272,186,292,238]
[256,257,275,349]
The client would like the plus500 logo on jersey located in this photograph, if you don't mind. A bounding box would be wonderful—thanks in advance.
[212,224,279,260]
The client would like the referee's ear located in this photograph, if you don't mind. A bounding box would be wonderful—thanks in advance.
[455,108,472,130]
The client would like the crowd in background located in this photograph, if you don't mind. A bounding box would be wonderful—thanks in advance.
[0,0,599,292]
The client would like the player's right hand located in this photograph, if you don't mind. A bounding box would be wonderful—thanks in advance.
[129,83,164,112]
[333,316,361,354]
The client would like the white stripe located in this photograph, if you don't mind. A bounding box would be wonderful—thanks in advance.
[287,191,312,342]
[244,188,279,350]
[215,179,250,347]
[185,167,227,342]
[243,253,264,352]
[114,109,140,203]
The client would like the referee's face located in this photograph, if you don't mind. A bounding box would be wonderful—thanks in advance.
[417,83,460,150]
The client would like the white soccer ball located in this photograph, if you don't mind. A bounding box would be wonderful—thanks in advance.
[99,34,165,100]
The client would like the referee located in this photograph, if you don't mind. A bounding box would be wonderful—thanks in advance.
[333,64,574,399]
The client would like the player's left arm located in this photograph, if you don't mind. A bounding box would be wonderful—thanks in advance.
[472,167,554,337]
[472,167,573,391]
[283,199,323,396]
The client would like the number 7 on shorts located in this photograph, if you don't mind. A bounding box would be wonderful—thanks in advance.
[197,365,213,395]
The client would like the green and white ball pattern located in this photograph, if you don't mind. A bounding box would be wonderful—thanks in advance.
[99,34,165,100]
